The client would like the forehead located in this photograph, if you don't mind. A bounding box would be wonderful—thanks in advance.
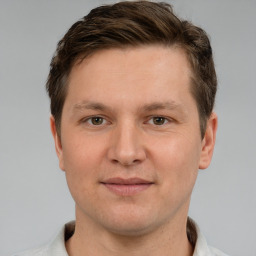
[75,45,190,72]
[65,45,194,111]
[70,45,191,85]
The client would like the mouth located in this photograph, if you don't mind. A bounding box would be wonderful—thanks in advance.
[101,177,154,196]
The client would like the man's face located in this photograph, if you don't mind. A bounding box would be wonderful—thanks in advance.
[51,45,216,235]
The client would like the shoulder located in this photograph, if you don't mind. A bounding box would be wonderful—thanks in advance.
[11,221,75,256]
[188,218,230,256]
[209,246,230,256]
[11,245,48,256]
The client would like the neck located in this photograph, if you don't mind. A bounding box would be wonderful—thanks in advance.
[66,209,193,256]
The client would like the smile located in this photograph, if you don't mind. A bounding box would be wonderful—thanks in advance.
[101,177,154,196]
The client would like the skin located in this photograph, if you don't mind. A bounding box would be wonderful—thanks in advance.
[51,45,217,256]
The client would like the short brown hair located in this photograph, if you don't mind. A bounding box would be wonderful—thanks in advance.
[46,1,217,138]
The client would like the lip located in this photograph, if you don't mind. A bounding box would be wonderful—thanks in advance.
[101,177,153,196]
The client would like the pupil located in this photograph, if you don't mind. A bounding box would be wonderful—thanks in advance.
[92,117,103,125]
[153,117,165,125]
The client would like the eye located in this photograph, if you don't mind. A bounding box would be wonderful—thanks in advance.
[87,116,106,125]
[148,116,169,125]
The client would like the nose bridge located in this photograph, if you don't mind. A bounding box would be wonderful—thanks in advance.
[108,118,146,165]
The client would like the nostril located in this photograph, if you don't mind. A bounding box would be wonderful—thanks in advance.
[107,128,147,165]
[111,159,119,164]
[110,154,142,166]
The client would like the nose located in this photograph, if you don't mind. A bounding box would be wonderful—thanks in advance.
[107,122,146,166]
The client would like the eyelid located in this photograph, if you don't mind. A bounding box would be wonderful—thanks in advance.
[81,115,109,126]
[146,116,173,125]
[79,115,174,126]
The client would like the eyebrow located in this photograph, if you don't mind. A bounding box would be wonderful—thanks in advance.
[141,101,183,112]
[72,101,111,113]
[72,100,184,114]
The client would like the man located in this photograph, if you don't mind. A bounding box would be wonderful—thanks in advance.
[16,1,229,255]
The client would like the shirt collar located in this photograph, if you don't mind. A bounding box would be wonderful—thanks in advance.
[46,219,214,256]
[187,218,213,256]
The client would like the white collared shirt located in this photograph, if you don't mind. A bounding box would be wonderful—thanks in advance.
[13,219,229,256]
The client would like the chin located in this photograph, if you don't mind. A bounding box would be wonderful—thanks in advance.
[98,207,163,237]
[105,220,156,237]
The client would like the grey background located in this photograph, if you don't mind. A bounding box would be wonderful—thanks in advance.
[0,0,255,255]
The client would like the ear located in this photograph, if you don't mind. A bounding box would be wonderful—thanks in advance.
[50,115,65,171]
[199,112,218,169]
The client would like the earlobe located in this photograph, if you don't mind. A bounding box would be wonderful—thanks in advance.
[50,116,65,171]
[199,112,218,170]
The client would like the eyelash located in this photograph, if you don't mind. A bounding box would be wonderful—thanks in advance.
[81,116,172,127]
[82,116,108,126]
[147,116,170,126]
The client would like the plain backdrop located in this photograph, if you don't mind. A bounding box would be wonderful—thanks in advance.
[0,0,255,255]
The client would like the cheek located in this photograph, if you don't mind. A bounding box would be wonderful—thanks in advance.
[63,146,100,209]
[151,135,200,190]
[62,133,105,171]
[60,135,105,197]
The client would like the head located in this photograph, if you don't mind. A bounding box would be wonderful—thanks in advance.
[46,1,217,139]
[47,1,218,239]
